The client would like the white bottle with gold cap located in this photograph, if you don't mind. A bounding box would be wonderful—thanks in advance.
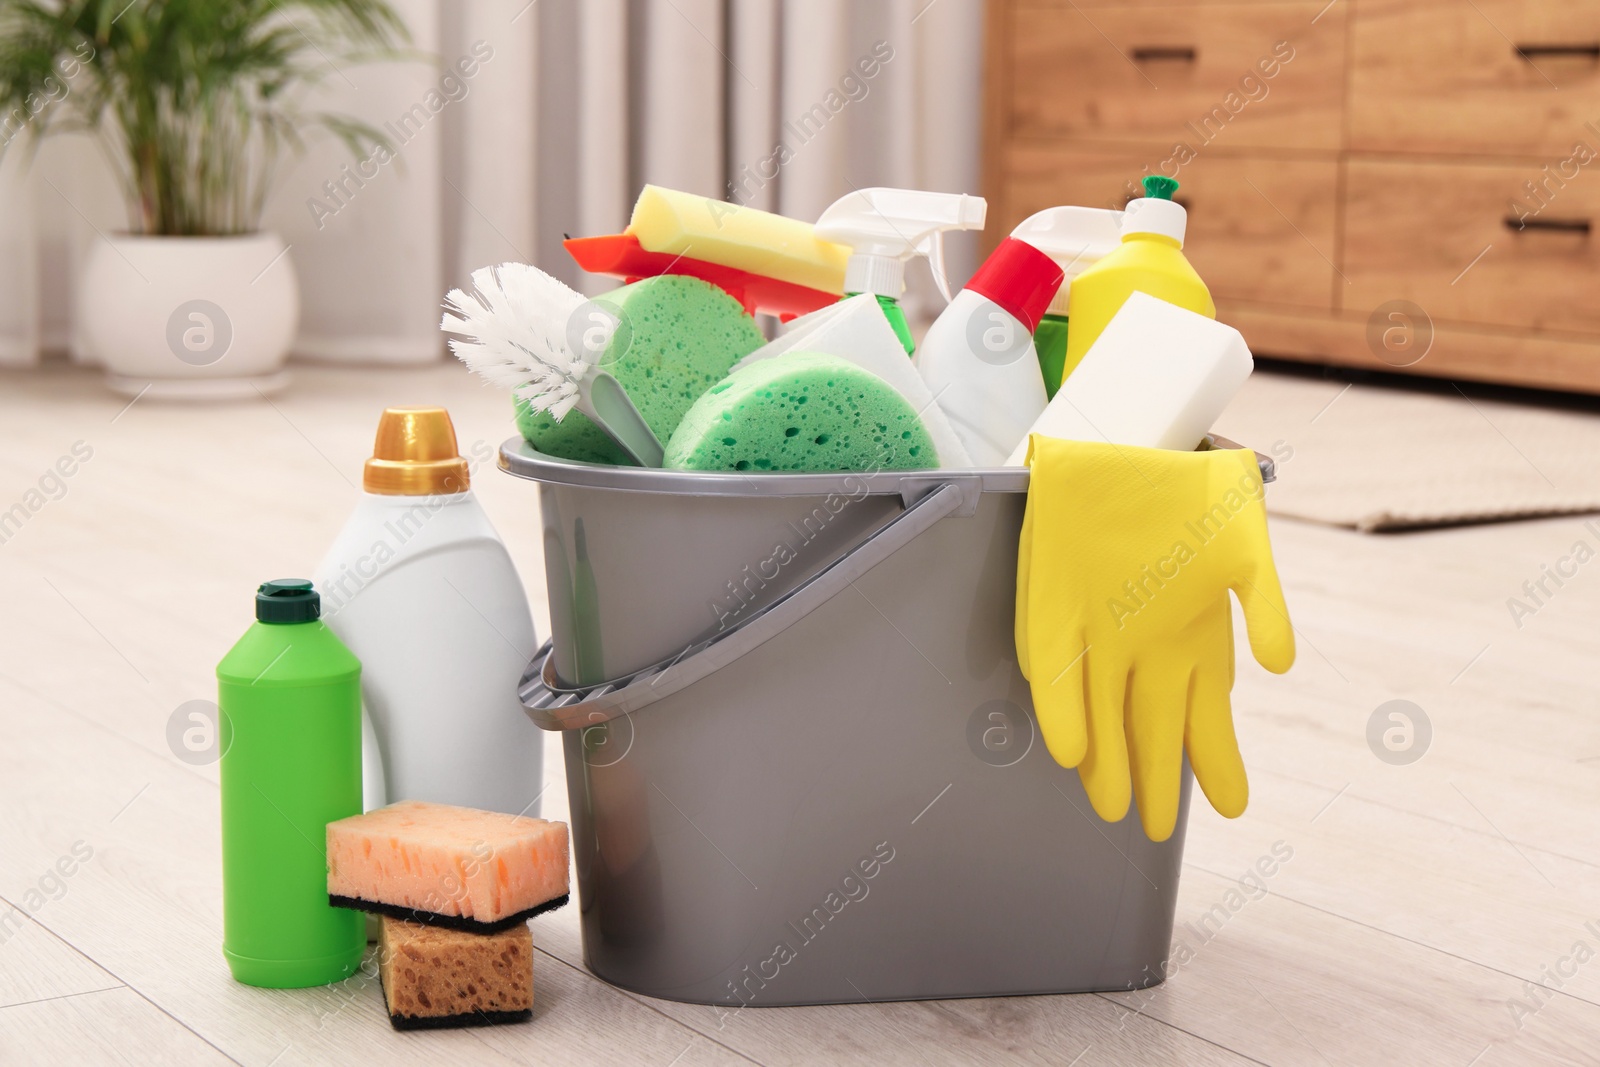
[313,407,542,817]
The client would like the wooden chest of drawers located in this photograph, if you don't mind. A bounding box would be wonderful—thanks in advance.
[983,0,1600,392]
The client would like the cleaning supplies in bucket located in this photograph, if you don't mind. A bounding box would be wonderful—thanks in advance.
[314,407,542,818]
[815,187,988,354]
[1015,439,1295,840]
[217,580,365,988]
[663,351,937,471]
[1009,206,1124,397]
[733,293,972,468]
[457,184,1235,480]
[1004,291,1254,464]
[915,237,1063,467]
[1061,175,1215,383]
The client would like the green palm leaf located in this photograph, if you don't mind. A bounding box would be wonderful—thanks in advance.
[0,0,413,234]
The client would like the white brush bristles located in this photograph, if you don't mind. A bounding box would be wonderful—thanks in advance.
[440,262,618,422]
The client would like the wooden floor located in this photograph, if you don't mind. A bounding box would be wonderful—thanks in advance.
[2,360,1597,1066]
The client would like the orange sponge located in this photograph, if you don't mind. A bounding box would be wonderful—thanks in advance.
[327,800,569,934]
[378,916,533,1030]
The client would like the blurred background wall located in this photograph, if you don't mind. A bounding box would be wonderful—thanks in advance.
[0,0,983,370]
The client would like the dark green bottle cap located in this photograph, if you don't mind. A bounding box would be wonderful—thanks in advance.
[1142,175,1179,200]
[256,579,320,624]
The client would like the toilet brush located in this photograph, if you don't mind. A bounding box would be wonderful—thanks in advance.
[441,262,664,466]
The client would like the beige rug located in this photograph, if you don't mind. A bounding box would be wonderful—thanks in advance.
[1212,371,1600,532]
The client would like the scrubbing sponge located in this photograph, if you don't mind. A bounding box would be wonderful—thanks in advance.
[626,185,849,295]
[664,351,937,472]
[378,917,533,1030]
[733,294,972,467]
[516,275,765,464]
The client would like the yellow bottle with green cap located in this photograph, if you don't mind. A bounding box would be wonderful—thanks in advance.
[1060,175,1215,383]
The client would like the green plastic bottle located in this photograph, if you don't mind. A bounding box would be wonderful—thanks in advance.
[217,579,364,988]
[860,292,917,355]
[1033,316,1071,398]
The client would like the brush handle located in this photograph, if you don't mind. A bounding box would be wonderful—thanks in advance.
[587,373,665,467]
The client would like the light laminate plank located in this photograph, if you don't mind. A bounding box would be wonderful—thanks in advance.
[1101,865,1600,1066]
[0,986,234,1065]
[0,906,121,1009]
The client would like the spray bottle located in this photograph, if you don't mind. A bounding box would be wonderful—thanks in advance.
[1061,175,1215,380]
[914,237,1064,466]
[1009,206,1124,398]
[814,188,988,355]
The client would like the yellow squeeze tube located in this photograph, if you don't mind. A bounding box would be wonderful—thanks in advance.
[624,185,851,295]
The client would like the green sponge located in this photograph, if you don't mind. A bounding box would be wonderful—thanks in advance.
[664,351,937,472]
[515,275,765,464]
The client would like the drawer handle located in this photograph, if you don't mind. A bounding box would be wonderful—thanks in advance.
[1504,216,1591,234]
[1131,46,1197,62]
[1514,43,1600,60]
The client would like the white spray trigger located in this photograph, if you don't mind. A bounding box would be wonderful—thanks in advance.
[922,231,956,305]
[815,188,987,302]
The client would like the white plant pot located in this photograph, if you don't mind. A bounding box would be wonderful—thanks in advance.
[77,233,300,399]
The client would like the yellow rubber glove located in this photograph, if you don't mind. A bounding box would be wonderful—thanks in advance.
[1015,436,1295,841]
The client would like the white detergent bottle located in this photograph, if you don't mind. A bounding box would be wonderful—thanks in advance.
[314,407,542,817]
[814,188,988,356]
[915,237,1064,467]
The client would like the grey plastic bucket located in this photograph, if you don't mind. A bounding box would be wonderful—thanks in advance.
[504,437,1272,1008]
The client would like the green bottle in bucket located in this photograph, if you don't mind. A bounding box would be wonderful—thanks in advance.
[217,579,364,987]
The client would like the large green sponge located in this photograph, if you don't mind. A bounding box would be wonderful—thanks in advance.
[664,351,936,472]
[515,275,765,464]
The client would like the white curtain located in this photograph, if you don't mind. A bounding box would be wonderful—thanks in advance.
[0,0,983,368]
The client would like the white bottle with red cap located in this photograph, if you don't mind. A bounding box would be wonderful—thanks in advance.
[914,237,1065,467]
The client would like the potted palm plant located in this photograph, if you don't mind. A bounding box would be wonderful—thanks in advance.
[0,0,408,397]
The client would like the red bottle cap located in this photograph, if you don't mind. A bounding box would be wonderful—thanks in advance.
[964,237,1065,333]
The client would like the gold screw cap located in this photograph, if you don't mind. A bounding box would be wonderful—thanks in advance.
[363,407,471,495]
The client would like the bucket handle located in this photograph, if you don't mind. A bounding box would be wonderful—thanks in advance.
[518,481,971,731]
